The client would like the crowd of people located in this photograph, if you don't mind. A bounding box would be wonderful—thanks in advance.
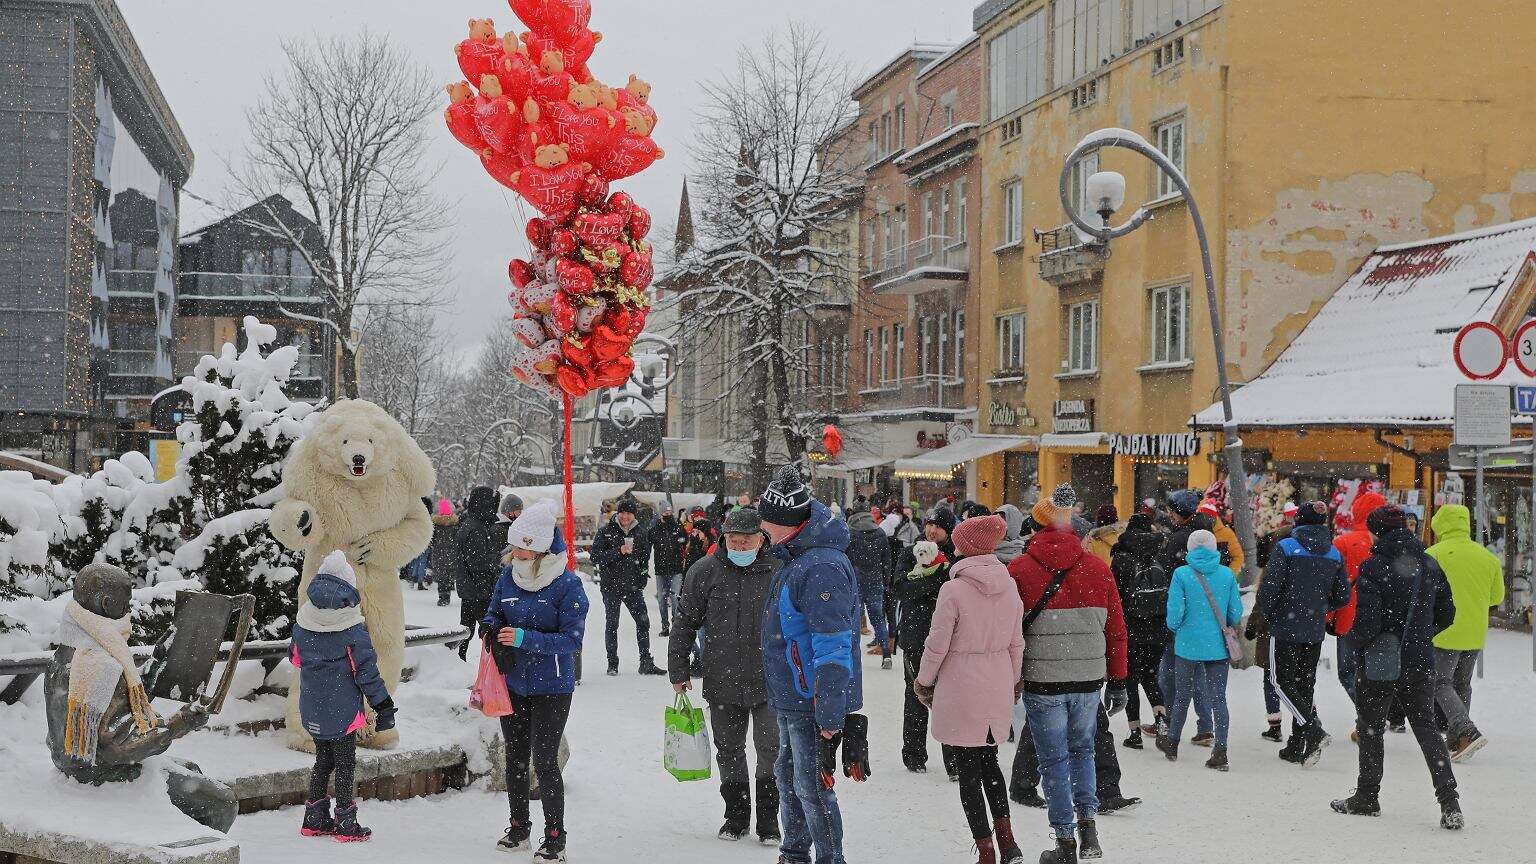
[288,472,1505,863]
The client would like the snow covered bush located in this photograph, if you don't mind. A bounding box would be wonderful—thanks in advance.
[0,471,63,634]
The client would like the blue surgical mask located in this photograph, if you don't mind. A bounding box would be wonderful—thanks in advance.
[727,548,758,567]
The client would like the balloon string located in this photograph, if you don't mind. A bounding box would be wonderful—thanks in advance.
[562,392,576,573]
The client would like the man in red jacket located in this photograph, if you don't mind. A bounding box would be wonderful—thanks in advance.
[1332,490,1386,705]
[1008,485,1130,864]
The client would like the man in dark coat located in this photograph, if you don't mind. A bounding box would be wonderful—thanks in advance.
[429,499,459,607]
[669,508,781,845]
[1332,506,1462,830]
[844,508,893,666]
[455,486,506,658]
[1259,500,1351,765]
[648,506,689,637]
[590,499,665,676]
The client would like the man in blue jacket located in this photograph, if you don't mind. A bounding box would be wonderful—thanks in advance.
[759,465,864,864]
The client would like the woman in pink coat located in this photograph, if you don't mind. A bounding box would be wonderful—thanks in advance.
[915,514,1027,864]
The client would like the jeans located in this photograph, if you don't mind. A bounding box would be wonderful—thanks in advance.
[501,693,573,831]
[601,588,654,668]
[1432,648,1481,740]
[710,701,779,829]
[953,743,1009,840]
[1167,658,1230,748]
[1022,691,1100,839]
[655,573,683,630]
[1272,640,1324,742]
[1013,704,1122,799]
[1160,643,1210,735]
[861,583,890,656]
[1125,640,1165,725]
[1335,638,1358,705]
[1355,676,1457,804]
[775,712,844,864]
[406,551,429,586]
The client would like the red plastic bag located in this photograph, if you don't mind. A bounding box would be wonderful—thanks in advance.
[470,647,514,718]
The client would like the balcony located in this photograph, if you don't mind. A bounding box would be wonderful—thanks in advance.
[865,235,970,296]
[107,269,157,297]
[857,373,966,409]
[179,272,322,301]
[109,349,159,376]
[1034,224,1108,287]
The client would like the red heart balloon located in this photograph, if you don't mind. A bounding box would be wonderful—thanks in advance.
[572,211,625,247]
[551,291,580,335]
[456,34,504,83]
[526,218,553,248]
[523,30,601,79]
[508,258,535,289]
[495,48,536,106]
[554,362,592,398]
[511,161,589,217]
[619,246,653,290]
[480,149,524,191]
[606,191,636,221]
[603,306,633,335]
[555,258,595,295]
[594,355,635,388]
[595,134,663,181]
[562,334,593,368]
[624,306,649,339]
[628,206,652,241]
[444,86,488,151]
[543,100,620,163]
[550,228,578,257]
[578,173,610,208]
[589,323,630,362]
[473,92,521,155]
[511,316,547,348]
[511,0,593,40]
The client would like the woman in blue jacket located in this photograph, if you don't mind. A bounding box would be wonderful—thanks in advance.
[1156,530,1243,771]
[482,501,588,862]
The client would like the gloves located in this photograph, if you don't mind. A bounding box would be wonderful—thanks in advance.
[1245,610,1267,642]
[913,680,935,709]
[1103,682,1128,717]
[373,697,397,732]
[819,730,842,789]
[841,714,871,782]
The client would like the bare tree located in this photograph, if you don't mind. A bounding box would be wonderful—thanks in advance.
[357,306,446,435]
[234,31,451,398]
[666,24,860,489]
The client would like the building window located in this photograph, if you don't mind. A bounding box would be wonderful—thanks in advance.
[1149,284,1190,363]
[867,121,878,162]
[864,328,875,390]
[955,180,968,242]
[987,8,1047,120]
[920,193,934,241]
[940,187,952,240]
[1054,0,1125,86]
[920,316,934,376]
[894,101,907,152]
[879,326,891,384]
[1151,36,1186,71]
[996,313,1025,371]
[952,310,966,381]
[937,313,949,379]
[1001,180,1023,246]
[1154,116,1186,198]
[893,323,906,382]
[864,221,877,272]
[1132,0,1222,40]
[1065,300,1098,373]
[1068,151,1100,220]
[896,205,909,256]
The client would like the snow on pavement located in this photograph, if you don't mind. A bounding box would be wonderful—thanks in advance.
[230,582,1533,863]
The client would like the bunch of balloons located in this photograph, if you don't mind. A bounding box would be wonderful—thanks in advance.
[443,1,661,398]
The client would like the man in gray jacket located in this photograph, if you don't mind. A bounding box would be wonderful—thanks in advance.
[669,508,782,846]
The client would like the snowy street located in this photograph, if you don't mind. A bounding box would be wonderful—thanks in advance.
[227,584,1533,863]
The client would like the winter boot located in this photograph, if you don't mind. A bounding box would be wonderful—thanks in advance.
[1039,834,1078,864]
[1278,734,1306,764]
[606,661,619,677]
[1122,728,1143,749]
[974,835,997,864]
[1440,797,1464,830]
[1076,820,1102,860]
[755,776,781,846]
[533,828,567,861]
[1190,731,1214,747]
[1300,728,1331,767]
[1154,714,1169,738]
[718,820,749,841]
[1205,746,1229,772]
[1010,785,1046,808]
[300,798,334,837]
[881,657,893,670]
[660,626,671,638]
[720,782,751,841]
[331,804,371,842]
[1262,719,1283,742]
[1097,794,1142,815]
[1330,792,1381,817]
[497,820,531,851]
[1155,734,1178,762]
[994,818,1024,864]
[638,658,667,676]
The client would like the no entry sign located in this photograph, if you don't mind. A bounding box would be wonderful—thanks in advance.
[1453,322,1509,380]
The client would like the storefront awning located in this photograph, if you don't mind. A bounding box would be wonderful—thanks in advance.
[893,435,1032,480]
[817,455,899,477]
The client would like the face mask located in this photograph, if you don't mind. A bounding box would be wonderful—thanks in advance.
[726,548,758,567]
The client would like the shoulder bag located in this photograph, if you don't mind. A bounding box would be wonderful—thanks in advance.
[1022,567,1071,634]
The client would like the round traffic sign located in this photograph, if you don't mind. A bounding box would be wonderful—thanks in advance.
[1453,322,1509,380]
[1513,319,1536,377]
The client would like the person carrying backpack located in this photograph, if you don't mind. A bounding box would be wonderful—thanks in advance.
[1109,513,1169,749]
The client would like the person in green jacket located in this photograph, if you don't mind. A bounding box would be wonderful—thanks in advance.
[1425,505,1505,762]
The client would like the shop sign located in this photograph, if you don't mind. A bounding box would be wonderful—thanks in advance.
[1109,433,1201,458]
[1052,399,1094,433]
[916,430,948,450]
[989,400,1036,429]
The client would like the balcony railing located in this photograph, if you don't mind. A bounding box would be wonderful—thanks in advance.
[1034,224,1108,287]
[107,270,157,296]
[859,373,966,406]
[109,349,159,376]
[179,272,322,301]
[864,235,970,295]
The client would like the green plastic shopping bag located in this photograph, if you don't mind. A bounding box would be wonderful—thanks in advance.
[663,692,713,782]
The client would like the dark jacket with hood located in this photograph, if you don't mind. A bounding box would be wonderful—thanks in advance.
[892,538,954,658]
[1347,528,1456,681]
[1157,512,1217,576]
[1109,526,1170,646]
[290,573,390,741]
[1259,523,1351,644]
[647,514,689,577]
[844,510,891,594]
[429,508,460,582]
[590,514,653,594]
[668,541,780,706]
[455,486,506,627]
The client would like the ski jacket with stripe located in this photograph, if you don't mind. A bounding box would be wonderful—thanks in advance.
[1258,523,1351,644]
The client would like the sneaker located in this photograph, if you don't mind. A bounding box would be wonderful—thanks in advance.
[497,821,531,851]
[1191,731,1215,748]
[331,804,371,843]
[880,657,893,670]
[1010,785,1046,808]
[300,798,334,837]
[1440,798,1464,831]
[1205,746,1229,772]
[533,829,567,861]
[1097,794,1141,815]
[1450,731,1487,763]
[638,659,667,676]
[436,598,450,607]
[1301,732,1332,767]
[1078,820,1102,860]
[1330,792,1381,818]
[606,663,619,677]
[1155,734,1178,762]
[1261,721,1283,743]
[718,820,749,842]
[1122,728,1143,750]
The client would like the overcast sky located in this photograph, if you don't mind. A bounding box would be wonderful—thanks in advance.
[116,0,971,366]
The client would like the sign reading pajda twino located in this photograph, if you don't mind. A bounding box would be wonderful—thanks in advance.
[1108,433,1202,458]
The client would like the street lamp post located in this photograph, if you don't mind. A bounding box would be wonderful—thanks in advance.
[1058,127,1259,586]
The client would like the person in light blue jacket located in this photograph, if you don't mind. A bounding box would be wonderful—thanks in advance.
[1156,529,1243,771]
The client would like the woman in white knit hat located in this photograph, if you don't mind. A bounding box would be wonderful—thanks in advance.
[481,501,589,861]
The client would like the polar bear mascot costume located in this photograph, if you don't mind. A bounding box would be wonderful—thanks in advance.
[270,399,435,752]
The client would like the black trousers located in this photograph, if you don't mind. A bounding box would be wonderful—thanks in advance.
[1355,675,1457,804]
[601,588,653,668]
[308,733,358,808]
[1013,702,1122,798]
[502,693,574,831]
[954,743,1010,840]
[1124,640,1165,724]
[1273,640,1324,741]
[902,650,957,773]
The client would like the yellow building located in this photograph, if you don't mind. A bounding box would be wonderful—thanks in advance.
[966,0,1536,516]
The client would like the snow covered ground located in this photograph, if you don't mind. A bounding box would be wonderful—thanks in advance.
[225,581,1534,863]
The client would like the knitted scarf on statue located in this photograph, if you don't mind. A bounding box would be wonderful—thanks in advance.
[56,599,159,763]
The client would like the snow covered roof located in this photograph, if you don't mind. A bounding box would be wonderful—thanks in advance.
[897,123,979,172]
[1194,218,1536,429]
[852,43,957,98]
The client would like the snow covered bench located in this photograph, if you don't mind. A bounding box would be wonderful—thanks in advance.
[0,817,239,864]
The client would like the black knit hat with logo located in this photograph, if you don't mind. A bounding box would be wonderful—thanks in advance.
[759,464,813,528]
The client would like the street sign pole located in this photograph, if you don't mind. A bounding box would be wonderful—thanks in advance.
[1531,429,1535,673]
[1475,447,1486,546]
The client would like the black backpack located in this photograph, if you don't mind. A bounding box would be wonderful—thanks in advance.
[1126,556,1171,620]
